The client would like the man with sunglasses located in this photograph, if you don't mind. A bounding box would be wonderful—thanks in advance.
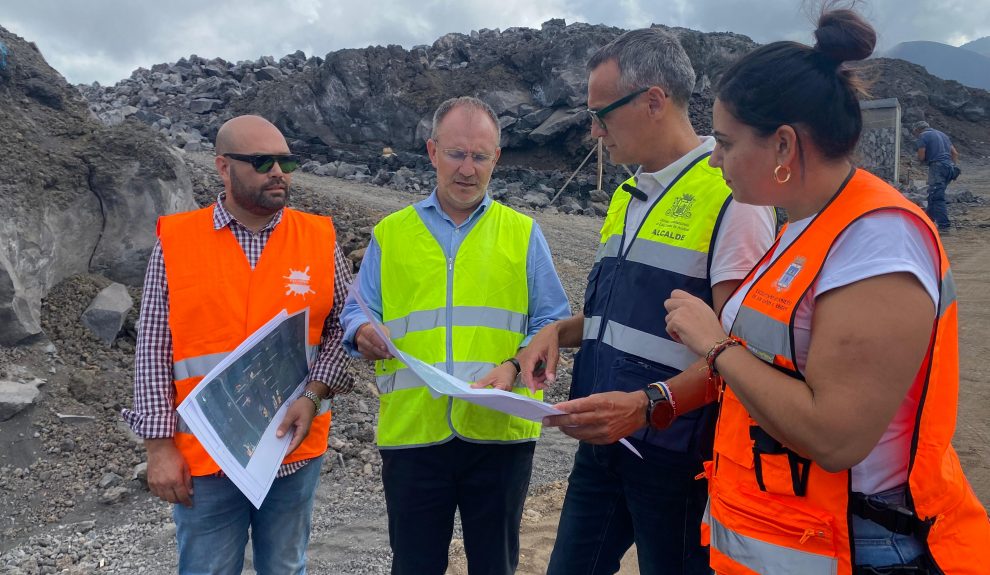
[123,115,353,574]
[340,97,569,574]
[516,29,777,574]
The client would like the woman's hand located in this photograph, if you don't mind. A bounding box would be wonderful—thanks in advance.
[664,289,728,356]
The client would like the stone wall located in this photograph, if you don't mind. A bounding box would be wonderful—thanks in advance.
[856,98,901,183]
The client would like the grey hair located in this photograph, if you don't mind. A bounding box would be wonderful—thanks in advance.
[911,120,930,133]
[430,96,500,141]
[587,28,696,108]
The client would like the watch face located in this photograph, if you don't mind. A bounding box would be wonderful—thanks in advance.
[650,391,674,429]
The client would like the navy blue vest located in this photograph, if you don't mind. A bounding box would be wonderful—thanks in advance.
[572,153,732,457]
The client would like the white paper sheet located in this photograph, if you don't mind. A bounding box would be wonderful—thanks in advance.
[177,309,312,507]
[350,285,642,458]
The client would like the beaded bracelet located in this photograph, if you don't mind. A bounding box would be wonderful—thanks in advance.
[705,336,742,377]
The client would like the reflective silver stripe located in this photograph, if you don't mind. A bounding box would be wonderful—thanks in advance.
[451,361,498,383]
[600,320,698,371]
[452,308,527,335]
[385,309,445,339]
[594,235,622,264]
[376,369,426,394]
[707,509,838,574]
[583,315,603,340]
[173,352,228,380]
[625,240,708,279]
[384,307,528,339]
[939,269,957,318]
[377,361,499,395]
[732,306,792,363]
[173,344,320,380]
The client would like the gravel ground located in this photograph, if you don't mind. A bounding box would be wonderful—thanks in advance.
[0,152,600,574]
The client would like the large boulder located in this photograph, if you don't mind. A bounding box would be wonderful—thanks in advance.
[0,379,42,421]
[80,283,133,345]
[0,26,196,345]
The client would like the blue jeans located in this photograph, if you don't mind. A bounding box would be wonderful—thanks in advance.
[853,485,926,568]
[172,457,322,575]
[547,440,711,575]
[926,162,952,230]
[380,438,535,575]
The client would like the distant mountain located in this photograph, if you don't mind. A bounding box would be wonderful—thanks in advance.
[961,36,990,58]
[883,40,990,91]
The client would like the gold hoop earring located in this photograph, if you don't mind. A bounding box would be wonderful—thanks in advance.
[773,164,791,184]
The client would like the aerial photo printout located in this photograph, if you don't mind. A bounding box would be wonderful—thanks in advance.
[195,311,310,468]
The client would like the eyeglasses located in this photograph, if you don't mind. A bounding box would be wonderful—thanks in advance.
[223,153,301,174]
[587,87,650,131]
[438,147,497,166]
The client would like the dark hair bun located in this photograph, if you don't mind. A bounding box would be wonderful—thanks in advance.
[814,9,877,65]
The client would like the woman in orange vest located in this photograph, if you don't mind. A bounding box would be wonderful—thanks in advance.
[660,7,990,575]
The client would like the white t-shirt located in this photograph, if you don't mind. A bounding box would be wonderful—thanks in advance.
[720,210,941,494]
[625,136,777,286]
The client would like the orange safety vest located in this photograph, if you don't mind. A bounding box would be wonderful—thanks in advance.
[703,169,990,574]
[158,206,336,476]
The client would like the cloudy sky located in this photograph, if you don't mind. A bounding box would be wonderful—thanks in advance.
[4,0,988,85]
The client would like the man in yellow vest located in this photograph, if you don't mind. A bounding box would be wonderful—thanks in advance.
[340,97,569,575]
[517,30,777,574]
[123,115,354,574]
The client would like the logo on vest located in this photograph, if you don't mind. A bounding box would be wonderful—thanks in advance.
[284,267,315,298]
[665,193,695,219]
[775,257,806,292]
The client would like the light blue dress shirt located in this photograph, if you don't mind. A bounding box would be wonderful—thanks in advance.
[340,191,570,356]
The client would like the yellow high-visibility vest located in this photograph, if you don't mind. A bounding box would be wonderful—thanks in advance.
[374,201,541,448]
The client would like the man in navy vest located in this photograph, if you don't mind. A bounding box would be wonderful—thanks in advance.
[519,29,776,574]
[912,120,959,233]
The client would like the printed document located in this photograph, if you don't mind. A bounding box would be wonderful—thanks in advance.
[351,286,642,458]
[177,309,312,508]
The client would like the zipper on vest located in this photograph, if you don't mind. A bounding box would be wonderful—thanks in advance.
[446,256,455,373]
[717,489,833,546]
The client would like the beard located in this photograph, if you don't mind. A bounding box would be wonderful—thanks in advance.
[229,169,290,215]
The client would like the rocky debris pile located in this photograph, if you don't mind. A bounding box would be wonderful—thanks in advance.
[854,57,990,163]
[75,22,990,204]
[78,50,318,152]
[899,179,988,217]
[296,154,627,216]
[74,20,747,197]
[0,25,196,346]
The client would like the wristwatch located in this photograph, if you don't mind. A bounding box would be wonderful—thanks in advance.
[644,383,675,429]
[302,390,322,413]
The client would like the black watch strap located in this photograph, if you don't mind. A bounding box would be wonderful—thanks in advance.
[502,357,521,376]
[643,384,663,425]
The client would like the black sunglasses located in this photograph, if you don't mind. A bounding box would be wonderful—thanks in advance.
[223,153,301,174]
[587,87,650,131]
